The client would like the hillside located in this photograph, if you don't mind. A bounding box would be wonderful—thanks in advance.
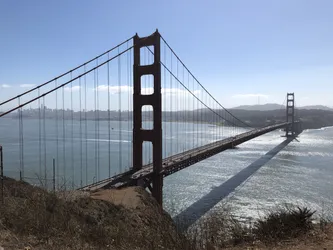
[301,105,333,111]
[232,103,284,111]
[0,177,187,250]
[230,108,333,129]
[1,177,333,250]
[232,103,333,112]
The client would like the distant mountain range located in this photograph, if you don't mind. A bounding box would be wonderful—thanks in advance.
[232,103,333,111]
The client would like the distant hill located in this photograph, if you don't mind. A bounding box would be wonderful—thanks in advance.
[232,103,333,111]
[300,105,333,111]
[231,103,284,111]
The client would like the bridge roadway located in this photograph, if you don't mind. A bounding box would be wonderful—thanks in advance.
[80,122,293,192]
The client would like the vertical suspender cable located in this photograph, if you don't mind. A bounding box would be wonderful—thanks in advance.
[170,50,173,158]
[84,65,88,185]
[186,69,189,150]
[182,64,185,151]
[192,77,195,148]
[96,59,100,181]
[214,99,216,142]
[79,77,83,187]
[163,42,166,158]
[18,97,23,180]
[55,80,59,188]
[38,88,42,183]
[62,86,66,189]
[196,80,198,147]
[187,69,189,150]
[222,106,225,138]
[202,92,204,146]
[107,53,111,177]
[70,72,74,188]
[216,102,218,141]
[43,96,47,188]
[118,47,122,173]
[176,60,179,154]
[94,67,97,181]
[17,97,22,181]
[18,98,21,180]
[21,101,24,180]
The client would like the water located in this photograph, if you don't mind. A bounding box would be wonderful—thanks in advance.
[0,119,135,184]
[163,126,333,222]
[1,117,333,221]
[0,118,241,185]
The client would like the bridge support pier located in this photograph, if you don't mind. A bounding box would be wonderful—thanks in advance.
[133,31,163,205]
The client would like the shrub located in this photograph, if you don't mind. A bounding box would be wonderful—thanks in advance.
[253,206,315,241]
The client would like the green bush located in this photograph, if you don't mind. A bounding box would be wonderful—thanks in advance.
[253,206,315,241]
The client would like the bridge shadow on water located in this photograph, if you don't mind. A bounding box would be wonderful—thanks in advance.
[173,137,294,232]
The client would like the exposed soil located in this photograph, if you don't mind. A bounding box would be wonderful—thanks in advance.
[90,188,144,209]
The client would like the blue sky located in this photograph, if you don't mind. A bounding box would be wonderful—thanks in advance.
[1,0,332,110]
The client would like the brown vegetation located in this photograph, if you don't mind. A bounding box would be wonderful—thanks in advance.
[0,177,332,250]
[0,177,188,250]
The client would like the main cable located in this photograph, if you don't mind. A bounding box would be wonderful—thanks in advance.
[0,46,134,117]
[0,36,134,107]
[153,50,244,128]
[160,35,252,128]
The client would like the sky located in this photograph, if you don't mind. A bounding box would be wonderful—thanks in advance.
[1,0,333,111]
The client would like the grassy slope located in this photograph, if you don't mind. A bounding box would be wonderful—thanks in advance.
[0,177,187,250]
[0,177,332,250]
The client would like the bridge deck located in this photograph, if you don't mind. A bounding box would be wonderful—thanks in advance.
[80,122,293,192]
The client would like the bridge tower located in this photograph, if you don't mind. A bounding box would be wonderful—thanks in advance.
[286,93,295,137]
[133,31,163,205]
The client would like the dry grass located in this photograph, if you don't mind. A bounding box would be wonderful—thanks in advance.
[0,177,327,250]
[0,177,189,250]
[1,177,124,249]
[183,207,251,249]
[181,205,319,249]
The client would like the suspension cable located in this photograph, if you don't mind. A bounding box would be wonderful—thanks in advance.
[0,36,134,107]
[158,54,243,128]
[0,46,134,117]
[145,45,248,128]
[160,35,252,128]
